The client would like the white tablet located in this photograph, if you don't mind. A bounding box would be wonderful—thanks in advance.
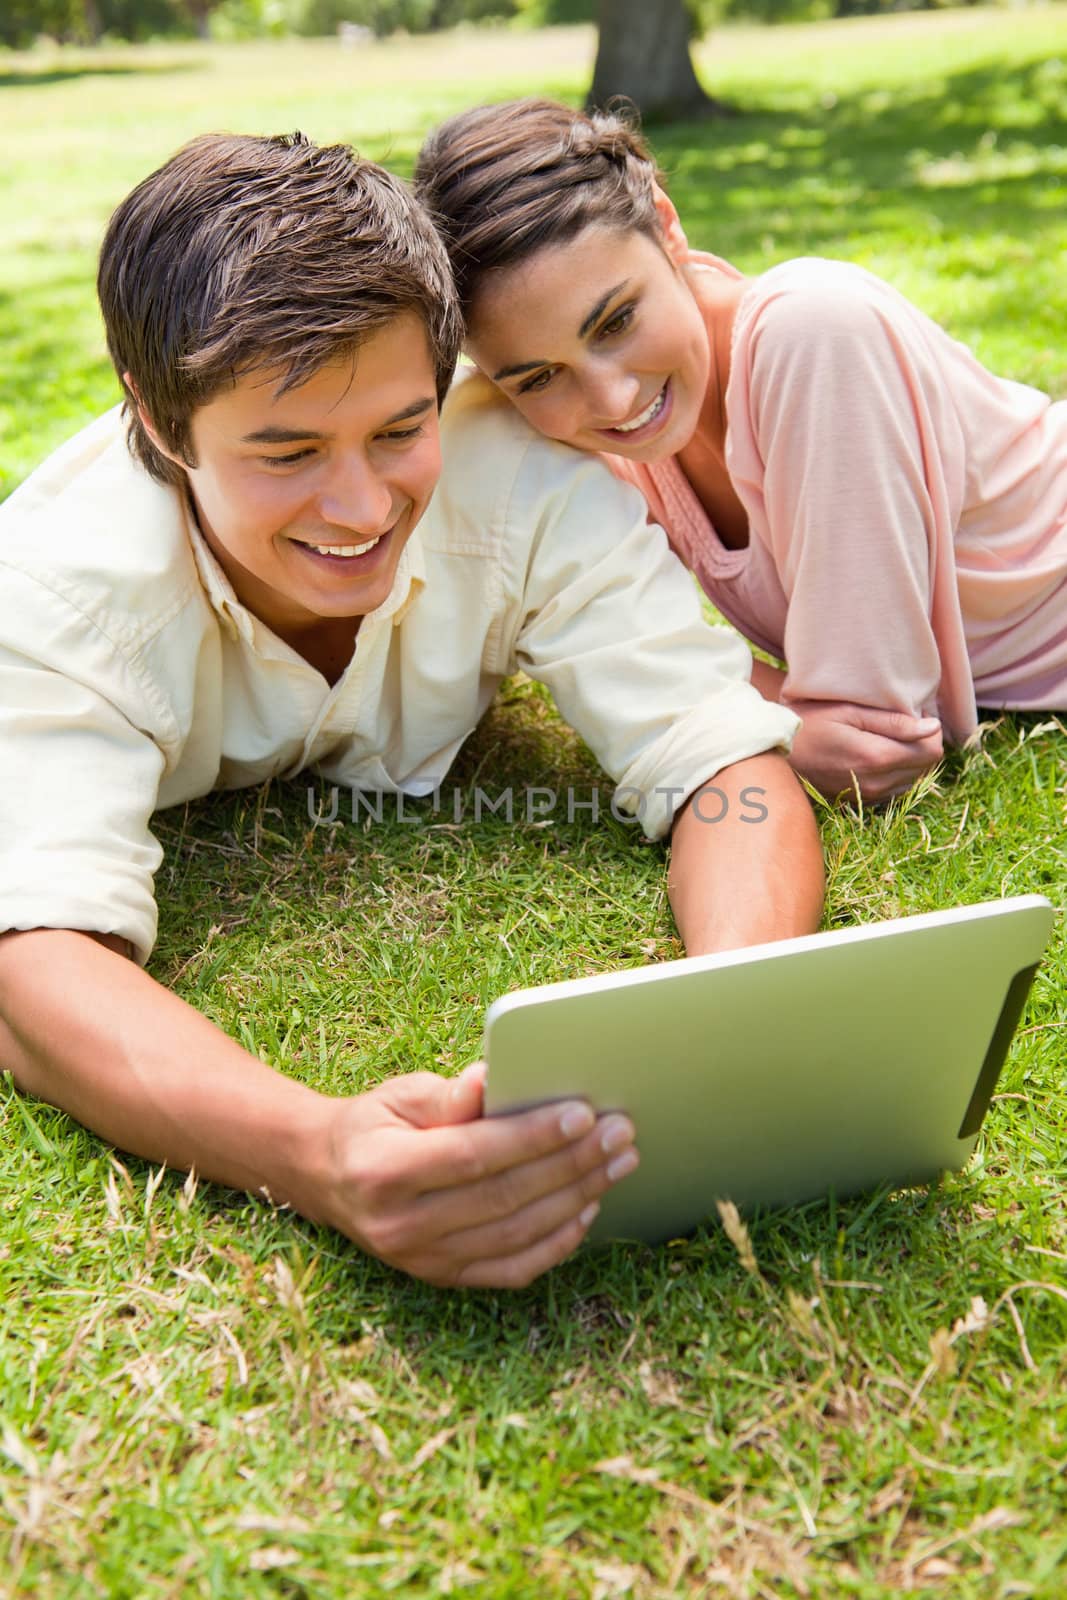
[483,895,1055,1244]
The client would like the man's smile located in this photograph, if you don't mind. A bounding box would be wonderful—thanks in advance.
[290,526,395,570]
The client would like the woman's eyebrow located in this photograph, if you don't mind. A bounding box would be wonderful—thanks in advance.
[491,280,632,382]
[578,280,630,338]
[493,357,547,382]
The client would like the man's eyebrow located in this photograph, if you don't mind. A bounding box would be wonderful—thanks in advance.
[383,397,436,425]
[491,281,632,383]
[241,425,324,445]
[239,397,435,445]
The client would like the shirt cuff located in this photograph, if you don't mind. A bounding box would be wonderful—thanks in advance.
[616,686,800,840]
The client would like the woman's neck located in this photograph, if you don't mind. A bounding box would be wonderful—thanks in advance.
[685,264,748,459]
[676,264,752,550]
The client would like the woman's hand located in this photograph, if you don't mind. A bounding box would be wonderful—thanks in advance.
[786,700,944,803]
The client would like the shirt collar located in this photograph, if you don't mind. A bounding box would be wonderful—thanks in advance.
[181,497,251,643]
[377,525,426,626]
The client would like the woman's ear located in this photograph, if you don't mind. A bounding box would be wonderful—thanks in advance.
[652,184,690,267]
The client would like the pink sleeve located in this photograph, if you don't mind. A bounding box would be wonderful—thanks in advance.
[731,265,977,741]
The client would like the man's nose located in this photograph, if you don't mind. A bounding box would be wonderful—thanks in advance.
[317,454,393,533]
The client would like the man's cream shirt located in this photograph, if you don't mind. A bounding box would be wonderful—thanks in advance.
[0,373,797,963]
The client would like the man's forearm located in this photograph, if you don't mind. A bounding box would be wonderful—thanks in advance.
[667,752,824,956]
[0,929,333,1213]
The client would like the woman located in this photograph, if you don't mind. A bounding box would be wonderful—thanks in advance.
[415,99,1067,801]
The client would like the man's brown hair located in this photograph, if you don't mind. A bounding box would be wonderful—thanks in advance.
[98,131,461,487]
[414,98,661,321]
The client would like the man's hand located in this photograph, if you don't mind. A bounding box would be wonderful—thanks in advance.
[0,930,638,1293]
[318,1064,637,1289]
[786,700,944,803]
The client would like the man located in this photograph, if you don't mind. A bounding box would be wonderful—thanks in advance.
[0,132,823,1290]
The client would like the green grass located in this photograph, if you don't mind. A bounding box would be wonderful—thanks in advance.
[2,12,1067,1598]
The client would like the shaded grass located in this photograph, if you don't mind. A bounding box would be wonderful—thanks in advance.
[2,13,1067,1598]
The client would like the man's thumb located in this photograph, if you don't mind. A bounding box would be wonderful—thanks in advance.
[390,1061,486,1129]
[442,1060,486,1125]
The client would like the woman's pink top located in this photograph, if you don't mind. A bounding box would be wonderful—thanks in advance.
[608,253,1067,745]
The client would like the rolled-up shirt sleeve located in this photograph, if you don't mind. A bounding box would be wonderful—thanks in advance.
[507,447,800,839]
[0,616,167,967]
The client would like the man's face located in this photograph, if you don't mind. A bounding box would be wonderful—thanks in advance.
[173,315,442,639]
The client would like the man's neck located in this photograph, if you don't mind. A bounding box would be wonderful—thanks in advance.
[276,615,362,687]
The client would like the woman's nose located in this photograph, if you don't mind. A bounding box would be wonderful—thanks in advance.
[580,365,641,428]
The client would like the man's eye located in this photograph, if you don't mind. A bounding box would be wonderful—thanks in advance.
[381,425,425,442]
[263,448,314,468]
[517,369,555,396]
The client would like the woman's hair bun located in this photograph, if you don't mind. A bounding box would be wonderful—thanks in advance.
[567,106,651,170]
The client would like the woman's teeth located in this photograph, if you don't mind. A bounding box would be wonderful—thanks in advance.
[304,535,383,558]
[614,387,667,434]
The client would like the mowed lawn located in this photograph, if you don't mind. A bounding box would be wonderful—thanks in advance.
[1,12,1066,1598]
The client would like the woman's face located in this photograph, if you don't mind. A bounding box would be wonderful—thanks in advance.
[465,222,710,461]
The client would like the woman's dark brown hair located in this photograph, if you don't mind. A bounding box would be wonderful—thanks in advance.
[98,131,461,487]
[414,99,662,323]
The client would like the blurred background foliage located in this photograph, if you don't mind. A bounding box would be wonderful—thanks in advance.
[0,0,997,49]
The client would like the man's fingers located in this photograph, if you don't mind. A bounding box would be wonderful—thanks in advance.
[330,1079,637,1282]
[453,1208,598,1291]
[353,1116,636,1283]
[414,1113,638,1236]
[395,1096,624,1196]
[434,1156,628,1268]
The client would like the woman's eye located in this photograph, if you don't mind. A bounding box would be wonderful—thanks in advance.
[600,306,635,339]
[518,369,555,396]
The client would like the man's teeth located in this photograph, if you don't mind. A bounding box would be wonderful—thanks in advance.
[614,387,667,434]
[304,535,383,558]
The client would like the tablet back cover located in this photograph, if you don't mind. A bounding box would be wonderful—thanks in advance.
[483,897,1054,1243]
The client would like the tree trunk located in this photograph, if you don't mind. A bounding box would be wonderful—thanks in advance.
[185,0,213,38]
[588,0,726,123]
[83,0,103,42]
